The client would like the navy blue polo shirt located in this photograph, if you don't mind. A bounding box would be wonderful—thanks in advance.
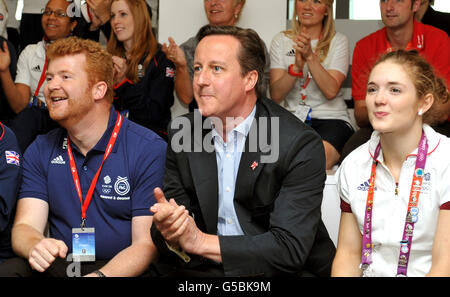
[0,123,21,262]
[19,108,166,260]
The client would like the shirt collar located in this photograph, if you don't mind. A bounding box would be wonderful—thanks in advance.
[66,107,120,155]
[411,19,425,50]
[383,19,425,52]
[91,107,120,153]
[368,124,441,163]
[211,105,257,143]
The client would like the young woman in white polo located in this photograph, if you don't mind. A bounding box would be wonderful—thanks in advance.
[332,50,450,277]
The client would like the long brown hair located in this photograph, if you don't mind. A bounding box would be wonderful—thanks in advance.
[285,0,335,63]
[107,0,158,83]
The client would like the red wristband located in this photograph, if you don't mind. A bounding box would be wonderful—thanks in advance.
[288,64,303,77]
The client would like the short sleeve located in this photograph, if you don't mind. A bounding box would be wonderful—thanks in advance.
[327,32,350,76]
[18,137,48,202]
[14,44,33,87]
[269,32,289,70]
[130,135,167,217]
[438,150,450,209]
[335,162,351,207]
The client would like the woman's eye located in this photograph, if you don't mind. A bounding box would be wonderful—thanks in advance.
[367,86,377,94]
[390,87,401,94]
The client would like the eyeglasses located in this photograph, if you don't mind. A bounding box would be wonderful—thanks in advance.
[41,8,69,18]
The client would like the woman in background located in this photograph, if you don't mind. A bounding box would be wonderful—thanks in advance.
[269,0,353,170]
[108,0,174,140]
[333,50,450,277]
[162,0,270,112]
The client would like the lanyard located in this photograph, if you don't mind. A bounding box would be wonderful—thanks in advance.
[35,37,50,98]
[34,56,48,98]
[361,131,428,276]
[299,32,321,102]
[300,74,311,102]
[66,112,123,228]
[0,121,4,141]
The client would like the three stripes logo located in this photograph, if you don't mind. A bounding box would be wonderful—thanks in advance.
[51,155,66,165]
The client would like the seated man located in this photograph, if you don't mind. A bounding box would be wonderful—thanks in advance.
[0,121,21,264]
[150,25,335,277]
[340,0,450,161]
[0,37,166,277]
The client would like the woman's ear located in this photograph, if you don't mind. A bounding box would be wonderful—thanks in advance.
[419,93,434,115]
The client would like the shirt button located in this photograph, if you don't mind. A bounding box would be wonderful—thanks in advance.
[83,165,88,171]
[227,218,233,224]
[226,186,230,192]
[226,153,231,158]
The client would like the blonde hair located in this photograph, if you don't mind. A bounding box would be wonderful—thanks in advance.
[285,0,335,62]
[47,36,114,101]
[107,0,158,84]
[234,0,246,22]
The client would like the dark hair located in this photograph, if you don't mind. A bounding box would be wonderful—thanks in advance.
[373,49,449,125]
[196,24,266,98]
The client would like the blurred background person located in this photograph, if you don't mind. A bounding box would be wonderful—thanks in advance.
[0,121,21,264]
[415,0,449,36]
[0,0,77,152]
[18,0,47,53]
[107,0,174,141]
[269,0,353,170]
[162,0,270,112]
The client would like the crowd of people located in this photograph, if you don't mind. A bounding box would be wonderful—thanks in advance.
[0,0,448,277]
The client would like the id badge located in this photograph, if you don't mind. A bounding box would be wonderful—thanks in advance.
[293,103,312,123]
[72,228,96,262]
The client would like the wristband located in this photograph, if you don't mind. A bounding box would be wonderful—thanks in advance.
[288,64,303,78]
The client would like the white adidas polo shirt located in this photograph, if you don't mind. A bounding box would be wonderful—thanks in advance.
[15,40,46,105]
[336,124,450,276]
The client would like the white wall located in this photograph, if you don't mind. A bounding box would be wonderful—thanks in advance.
[159,0,287,118]
[335,19,384,60]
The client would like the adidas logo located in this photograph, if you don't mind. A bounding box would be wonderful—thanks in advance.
[51,155,66,165]
[31,65,41,72]
[286,49,295,56]
[357,179,377,191]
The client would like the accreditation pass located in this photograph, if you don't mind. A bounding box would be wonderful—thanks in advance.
[72,228,96,262]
